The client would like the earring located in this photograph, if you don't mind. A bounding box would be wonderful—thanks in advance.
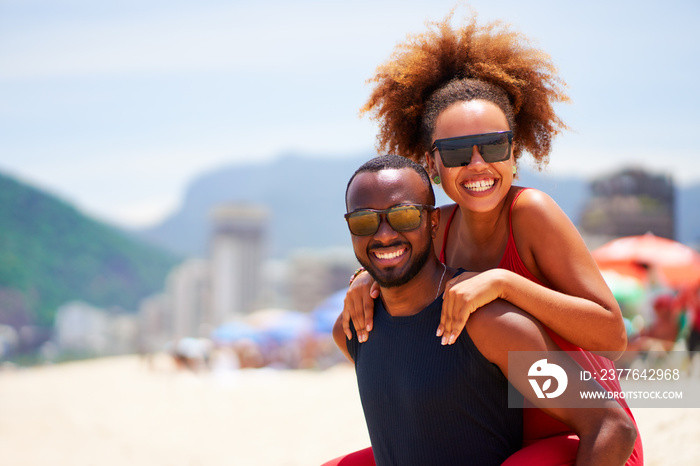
[433,175,441,185]
[512,166,517,175]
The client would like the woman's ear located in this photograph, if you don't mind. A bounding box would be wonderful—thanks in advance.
[425,152,438,178]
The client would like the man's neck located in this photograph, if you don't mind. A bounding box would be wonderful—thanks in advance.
[379,258,451,317]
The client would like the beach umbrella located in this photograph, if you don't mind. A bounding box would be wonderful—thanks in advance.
[210,321,261,344]
[245,308,312,343]
[311,288,348,334]
[600,270,645,306]
[592,233,700,288]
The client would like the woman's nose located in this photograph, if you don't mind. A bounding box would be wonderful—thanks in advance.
[467,145,489,168]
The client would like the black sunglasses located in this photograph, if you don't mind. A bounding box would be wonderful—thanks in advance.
[344,204,434,236]
[431,131,513,167]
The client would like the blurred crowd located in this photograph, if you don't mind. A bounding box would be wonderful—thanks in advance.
[617,278,700,370]
[158,273,700,375]
[161,291,348,373]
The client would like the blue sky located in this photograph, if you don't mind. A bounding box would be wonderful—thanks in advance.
[1,1,698,227]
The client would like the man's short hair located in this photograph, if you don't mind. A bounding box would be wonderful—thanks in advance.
[345,154,436,207]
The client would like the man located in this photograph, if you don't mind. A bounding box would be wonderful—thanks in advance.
[332,155,636,466]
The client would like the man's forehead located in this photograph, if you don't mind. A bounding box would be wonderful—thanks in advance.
[347,168,428,209]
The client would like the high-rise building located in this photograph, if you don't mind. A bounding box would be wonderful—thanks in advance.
[209,204,268,323]
[138,293,171,352]
[287,247,359,312]
[166,258,210,337]
[579,168,675,242]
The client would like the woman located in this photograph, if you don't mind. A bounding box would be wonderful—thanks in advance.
[334,10,643,466]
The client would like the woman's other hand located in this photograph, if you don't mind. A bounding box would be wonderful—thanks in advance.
[438,269,506,345]
[342,271,380,342]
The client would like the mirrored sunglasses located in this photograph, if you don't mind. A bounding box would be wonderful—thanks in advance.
[431,131,513,167]
[344,204,434,236]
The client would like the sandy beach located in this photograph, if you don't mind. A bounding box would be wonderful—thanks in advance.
[1,354,698,466]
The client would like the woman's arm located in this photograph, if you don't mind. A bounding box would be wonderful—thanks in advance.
[439,190,627,358]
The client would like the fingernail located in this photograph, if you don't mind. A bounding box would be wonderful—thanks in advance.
[436,329,442,337]
[448,334,456,345]
[366,324,372,332]
[441,336,447,346]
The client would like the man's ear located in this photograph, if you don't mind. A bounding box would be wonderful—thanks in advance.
[430,207,440,238]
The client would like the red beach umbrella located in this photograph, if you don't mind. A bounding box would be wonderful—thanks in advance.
[592,233,700,288]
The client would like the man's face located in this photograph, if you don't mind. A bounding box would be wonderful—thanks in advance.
[346,168,437,288]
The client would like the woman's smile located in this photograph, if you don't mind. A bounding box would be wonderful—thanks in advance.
[461,177,496,193]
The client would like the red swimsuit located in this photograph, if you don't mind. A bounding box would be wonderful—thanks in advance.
[440,189,642,465]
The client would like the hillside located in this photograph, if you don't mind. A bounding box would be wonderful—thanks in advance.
[137,153,591,258]
[138,153,700,259]
[0,173,180,328]
[138,153,372,258]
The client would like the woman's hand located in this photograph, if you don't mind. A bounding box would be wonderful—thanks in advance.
[438,269,506,345]
[342,271,380,342]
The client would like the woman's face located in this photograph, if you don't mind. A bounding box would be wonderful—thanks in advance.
[426,99,515,213]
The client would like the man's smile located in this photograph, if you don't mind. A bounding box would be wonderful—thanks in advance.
[370,245,409,265]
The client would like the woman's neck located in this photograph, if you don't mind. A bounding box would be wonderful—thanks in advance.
[448,194,512,271]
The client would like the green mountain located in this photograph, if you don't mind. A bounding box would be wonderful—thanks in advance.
[0,172,180,328]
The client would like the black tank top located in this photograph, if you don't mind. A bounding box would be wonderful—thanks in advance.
[347,290,523,465]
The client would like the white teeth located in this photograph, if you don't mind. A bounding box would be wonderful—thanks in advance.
[463,179,495,192]
[374,249,405,260]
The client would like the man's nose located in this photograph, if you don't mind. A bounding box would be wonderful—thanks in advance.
[373,214,399,239]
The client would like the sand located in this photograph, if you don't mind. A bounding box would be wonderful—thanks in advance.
[1,354,698,465]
